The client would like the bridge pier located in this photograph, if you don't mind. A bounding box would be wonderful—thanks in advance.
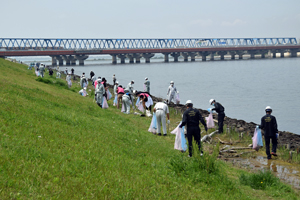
[111,55,117,64]
[126,54,134,63]
[181,52,189,62]
[170,52,180,62]
[62,55,71,66]
[218,51,227,60]
[209,52,215,61]
[290,50,298,57]
[248,50,256,59]
[51,56,57,66]
[142,53,155,63]
[199,52,209,61]
[117,54,126,64]
[69,56,76,65]
[75,55,88,65]
[133,53,143,63]
[229,51,235,60]
[280,51,285,58]
[189,52,197,61]
[163,53,169,62]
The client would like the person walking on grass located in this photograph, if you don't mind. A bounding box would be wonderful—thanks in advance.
[258,106,278,160]
[153,101,170,136]
[95,79,105,107]
[180,100,207,157]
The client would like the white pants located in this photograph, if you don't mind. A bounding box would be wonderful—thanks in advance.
[156,110,166,134]
[96,92,103,105]
[168,93,175,104]
[122,96,131,114]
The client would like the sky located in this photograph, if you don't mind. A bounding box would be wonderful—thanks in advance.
[1,0,300,39]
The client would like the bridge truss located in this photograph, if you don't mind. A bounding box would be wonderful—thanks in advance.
[0,38,297,50]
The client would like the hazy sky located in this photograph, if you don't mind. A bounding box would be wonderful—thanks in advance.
[1,0,300,39]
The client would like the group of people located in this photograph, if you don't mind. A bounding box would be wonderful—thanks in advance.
[29,66,279,160]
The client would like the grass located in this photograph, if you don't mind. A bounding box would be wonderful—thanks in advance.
[0,58,299,199]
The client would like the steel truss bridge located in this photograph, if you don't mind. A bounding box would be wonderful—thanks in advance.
[0,38,299,65]
[0,38,298,50]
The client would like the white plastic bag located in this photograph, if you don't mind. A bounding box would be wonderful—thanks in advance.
[252,128,263,151]
[205,112,215,129]
[102,97,109,109]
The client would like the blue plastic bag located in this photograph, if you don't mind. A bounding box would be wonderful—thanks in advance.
[180,126,187,151]
[113,96,118,104]
[257,128,263,147]
[152,113,157,129]
[135,97,140,106]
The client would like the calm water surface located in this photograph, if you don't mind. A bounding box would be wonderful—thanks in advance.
[21,57,300,134]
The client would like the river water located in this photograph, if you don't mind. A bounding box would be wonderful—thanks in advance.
[18,56,300,134]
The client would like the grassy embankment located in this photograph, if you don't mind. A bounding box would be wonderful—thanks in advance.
[0,58,299,199]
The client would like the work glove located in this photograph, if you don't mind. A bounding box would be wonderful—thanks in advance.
[256,125,260,129]
[205,126,208,132]
[167,120,170,124]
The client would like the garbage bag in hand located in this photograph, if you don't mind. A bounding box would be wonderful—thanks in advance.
[172,122,187,151]
[113,96,118,105]
[148,113,157,134]
[205,112,215,129]
[107,90,112,100]
[102,97,109,109]
[138,102,144,113]
[252,127,263,151]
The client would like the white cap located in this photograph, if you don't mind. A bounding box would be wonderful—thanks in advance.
[170,81,174,84]
[265,106,272,111]
[133,90,137,94]
[97,79,101,82]
[145,77,148,80]
[209,99,215,105]
[131,80,134,83]
[116,81,119,84]
[186,100,193,105]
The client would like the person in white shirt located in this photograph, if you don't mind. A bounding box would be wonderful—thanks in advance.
[153,101,170,136]
[167,81,177,104]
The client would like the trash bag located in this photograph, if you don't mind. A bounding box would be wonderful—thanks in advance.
[252,127,263,151]
[175,93,180,104]
[107,90,112,100]
[135,97,140,106]
[68,80,72,88]
[113,96,118,105]
[102,97,109,109]
[173,122,187,151]
[35,70,39,76]
[138,102,144,112]
[148,113,157,134]
[121,102,125,112]
[207,108,213,113]
[205,112,215,129]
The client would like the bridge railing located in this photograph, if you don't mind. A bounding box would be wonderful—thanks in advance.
[0,38,298,50]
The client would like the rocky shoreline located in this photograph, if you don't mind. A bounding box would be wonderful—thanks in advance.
[71,73,300,151]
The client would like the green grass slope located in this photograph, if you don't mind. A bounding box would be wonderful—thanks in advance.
[0,58,298,199]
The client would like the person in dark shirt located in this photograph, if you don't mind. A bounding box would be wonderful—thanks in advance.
[180,100,207,157]
[259,106,278,160]
[209,99,225,134]
[90,71,95,79]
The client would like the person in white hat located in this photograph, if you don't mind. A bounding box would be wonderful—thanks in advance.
[95,79,105,107]
[258,106,278,160]
[209,99,225,134]
[113,81,119,106]
[180,100,207,157]
[144,77,150,94]
[66,73,72,88]
[153,101,170,136]
[79,87,88,96]
[166,81,177,104]
[39,63,45,78]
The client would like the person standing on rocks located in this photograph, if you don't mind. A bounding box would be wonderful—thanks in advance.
[258,106,278,160]
[153,101,170,136]
[144,77,150,94]
[180,100,207,157]
[90,71,95,80]
[209,99,225,134]
[113,74,116,85]
[167,81,177,104]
